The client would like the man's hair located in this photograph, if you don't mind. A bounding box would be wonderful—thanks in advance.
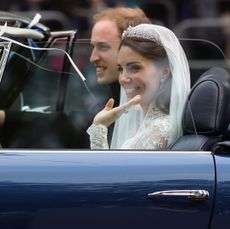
[93,7,151,38]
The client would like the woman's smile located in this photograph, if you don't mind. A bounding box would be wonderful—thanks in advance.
[123,85,140,99]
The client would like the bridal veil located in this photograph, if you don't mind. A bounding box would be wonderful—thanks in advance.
[111,24,191,149]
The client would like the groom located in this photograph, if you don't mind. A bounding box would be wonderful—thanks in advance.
[0,7,151,148]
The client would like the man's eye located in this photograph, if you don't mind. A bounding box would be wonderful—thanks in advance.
[98,44,110,51]
[117,66,123,73]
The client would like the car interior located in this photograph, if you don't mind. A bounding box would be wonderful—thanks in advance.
[0,11,230,151]
[171,66,230,151]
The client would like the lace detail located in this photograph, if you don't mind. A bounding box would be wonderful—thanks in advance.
[121,105,170,149]
[87,123,109,149]
[87,105,171,150]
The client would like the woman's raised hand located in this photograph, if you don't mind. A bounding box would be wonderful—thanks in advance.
[93,95,141,127]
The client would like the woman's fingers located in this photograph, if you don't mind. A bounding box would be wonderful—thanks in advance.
[104,98,115,110]
[118,95,141,112]
[128,94,141,106]
[93,95,141,127]
[93,98,116,126]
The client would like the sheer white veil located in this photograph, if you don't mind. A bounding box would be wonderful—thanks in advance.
[110,24,190,149]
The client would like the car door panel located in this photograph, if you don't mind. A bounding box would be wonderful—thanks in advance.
[210,154,230,229]
[0,151,215,229]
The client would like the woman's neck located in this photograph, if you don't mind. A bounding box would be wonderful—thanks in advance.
[141,103,150,115]
[141,99,155,115]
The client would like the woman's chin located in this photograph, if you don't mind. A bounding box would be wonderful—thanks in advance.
[126,93,138,101]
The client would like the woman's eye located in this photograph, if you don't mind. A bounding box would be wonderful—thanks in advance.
[128,65,141,73]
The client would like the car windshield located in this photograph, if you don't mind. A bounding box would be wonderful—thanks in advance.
[0,32,229,150]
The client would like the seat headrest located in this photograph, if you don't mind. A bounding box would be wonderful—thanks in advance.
[183,67,230,135]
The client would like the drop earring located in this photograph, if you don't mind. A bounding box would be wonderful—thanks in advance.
[160,78,166,89]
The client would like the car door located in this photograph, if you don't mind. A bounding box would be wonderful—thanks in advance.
[0,150,215,229]
[210,151,230,229]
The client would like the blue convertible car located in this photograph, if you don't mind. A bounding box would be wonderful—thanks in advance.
[0,11,230,229]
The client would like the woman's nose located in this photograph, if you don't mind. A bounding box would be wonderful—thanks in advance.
[119,74,131,85]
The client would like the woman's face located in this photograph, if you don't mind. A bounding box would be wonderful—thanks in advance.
[118,45,168,111]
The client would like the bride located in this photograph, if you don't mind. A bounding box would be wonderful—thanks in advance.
[87,24,190,149]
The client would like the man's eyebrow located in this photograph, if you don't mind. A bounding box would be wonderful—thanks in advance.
[91,41,109,46]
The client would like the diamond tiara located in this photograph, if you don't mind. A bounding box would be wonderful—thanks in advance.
[122,25,159,42]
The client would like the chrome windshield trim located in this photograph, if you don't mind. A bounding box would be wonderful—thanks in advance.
[0,41,11,83]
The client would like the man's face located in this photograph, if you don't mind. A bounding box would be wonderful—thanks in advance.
[90,20,121,84]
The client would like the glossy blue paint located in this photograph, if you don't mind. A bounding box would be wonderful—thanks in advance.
[0,151,214,229]
[210,154,230,229]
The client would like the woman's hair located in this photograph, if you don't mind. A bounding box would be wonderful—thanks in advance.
[93,7,151,38]
[120,37,172,113]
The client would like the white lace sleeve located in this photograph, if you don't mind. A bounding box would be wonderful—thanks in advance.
[87,123,109,149]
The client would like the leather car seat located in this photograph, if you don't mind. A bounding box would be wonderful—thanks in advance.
[170,67,230,151]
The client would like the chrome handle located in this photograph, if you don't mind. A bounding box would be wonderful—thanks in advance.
[148,190,209,200]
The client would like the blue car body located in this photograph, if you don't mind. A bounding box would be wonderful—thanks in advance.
[0,150,227,229]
